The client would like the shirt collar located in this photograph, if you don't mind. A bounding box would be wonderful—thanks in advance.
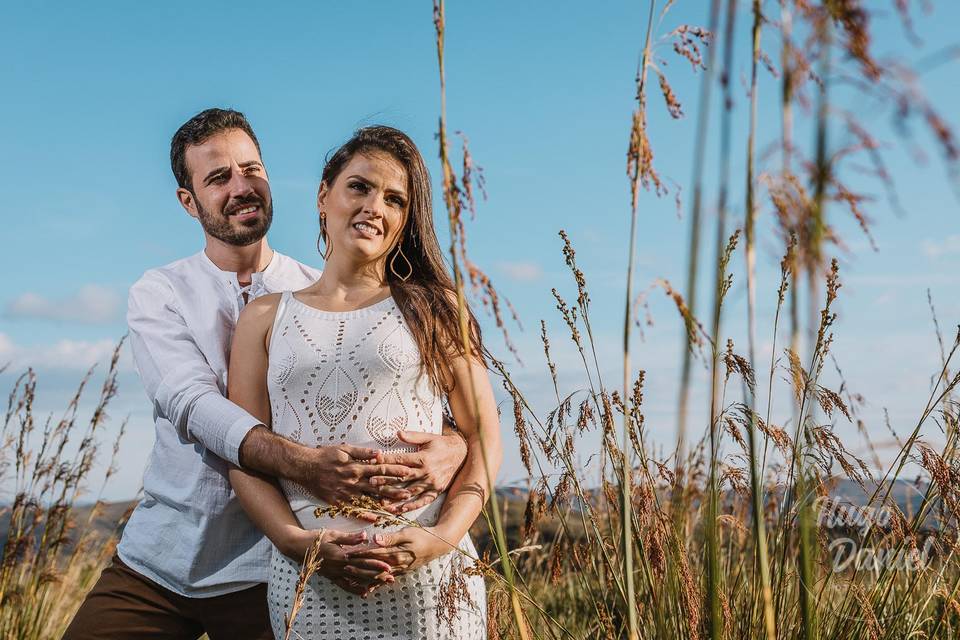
[197,248,283,302]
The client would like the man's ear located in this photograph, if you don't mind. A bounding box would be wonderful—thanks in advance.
[177,187,200,220]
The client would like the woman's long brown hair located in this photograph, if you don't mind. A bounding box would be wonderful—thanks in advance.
[319,126,486,393]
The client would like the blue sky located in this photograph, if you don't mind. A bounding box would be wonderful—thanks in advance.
[2,1,959,501]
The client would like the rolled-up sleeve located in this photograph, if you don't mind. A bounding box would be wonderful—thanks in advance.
[127,273,260,466]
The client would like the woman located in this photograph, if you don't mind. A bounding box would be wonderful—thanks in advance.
[227,126,500,639]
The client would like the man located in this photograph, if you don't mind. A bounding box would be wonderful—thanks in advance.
[64,108,467,639]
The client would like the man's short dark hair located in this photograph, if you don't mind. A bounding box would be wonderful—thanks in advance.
[170,108,262,191]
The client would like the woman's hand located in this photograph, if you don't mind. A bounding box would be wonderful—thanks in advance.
[344,526,453,578]
[278,527,395,596]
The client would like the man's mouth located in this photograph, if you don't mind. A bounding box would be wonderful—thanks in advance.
[230,204,261,221]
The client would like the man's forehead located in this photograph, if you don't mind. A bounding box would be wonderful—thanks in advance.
[186,129,261,168]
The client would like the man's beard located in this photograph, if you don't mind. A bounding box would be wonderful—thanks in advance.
[196,195,273,247]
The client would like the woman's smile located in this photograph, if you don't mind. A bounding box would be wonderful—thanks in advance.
[352,220,382,238]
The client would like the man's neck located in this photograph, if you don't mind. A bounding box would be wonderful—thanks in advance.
[204,236,274,286]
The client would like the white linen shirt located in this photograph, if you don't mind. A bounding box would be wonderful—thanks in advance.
[117,249,322,598]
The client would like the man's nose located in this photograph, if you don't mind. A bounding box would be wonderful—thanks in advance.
[227,172,257,198]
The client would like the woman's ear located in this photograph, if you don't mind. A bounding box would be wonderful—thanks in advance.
[317,181,329,211]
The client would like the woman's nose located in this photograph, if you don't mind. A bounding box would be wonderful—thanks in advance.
[362,192,386,216]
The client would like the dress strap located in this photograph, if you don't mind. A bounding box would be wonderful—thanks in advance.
[267,291,293,355]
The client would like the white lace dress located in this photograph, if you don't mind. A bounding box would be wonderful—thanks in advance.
[264,291,486,640]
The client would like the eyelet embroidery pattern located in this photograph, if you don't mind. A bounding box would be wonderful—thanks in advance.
[264,293,486,638]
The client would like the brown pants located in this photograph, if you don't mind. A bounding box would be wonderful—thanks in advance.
[62,555,273,640]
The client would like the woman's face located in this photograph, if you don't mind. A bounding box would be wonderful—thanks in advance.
[318,152,409,267]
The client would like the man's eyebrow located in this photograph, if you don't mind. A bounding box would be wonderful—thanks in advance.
[239,160,263,169]
[202,166,229,185]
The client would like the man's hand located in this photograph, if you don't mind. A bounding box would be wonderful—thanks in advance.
[371,430,468,514]
[293,444,417,516]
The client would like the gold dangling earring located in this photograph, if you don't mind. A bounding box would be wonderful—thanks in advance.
[317,213,331,261]
[389,241,413,282]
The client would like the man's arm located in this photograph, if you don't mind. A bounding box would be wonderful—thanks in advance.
[128,275,412,502]
[127,272,260,466]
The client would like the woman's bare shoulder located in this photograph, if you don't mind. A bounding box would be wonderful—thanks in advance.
[237,293,283,331]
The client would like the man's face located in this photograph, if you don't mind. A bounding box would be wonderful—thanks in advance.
[178,128,273,246]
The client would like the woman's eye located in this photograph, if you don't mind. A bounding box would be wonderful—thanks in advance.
[388,196,405,207]
[349,181,368,193]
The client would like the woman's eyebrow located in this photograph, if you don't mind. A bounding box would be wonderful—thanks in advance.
[345,174,407,198]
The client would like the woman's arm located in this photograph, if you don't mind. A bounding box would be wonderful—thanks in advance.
[431,352,503,544]
[348,348,503,573]
[227,294,309,558]
[227,295,392,589]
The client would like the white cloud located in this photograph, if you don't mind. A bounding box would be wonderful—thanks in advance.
[497,261,543,282]
[922,235,960,259]
[0,332,131,373]
[5,285,122,324]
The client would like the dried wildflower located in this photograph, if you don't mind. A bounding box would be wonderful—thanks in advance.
[723,339,756,394]
[786,347,808,404]
[759,49,779,78]
[671,25,711,71]
[522,480,548,541]
[654,278,709,355]
[437,554,475,629]
[827,0,881,81]
[576,398,595,433]
[657,72,683,118]
[722,416,747,453]
[313,495,407,528]
[551,472,571,510]
[552,288,582,347]
[284,534,325,640]
[813,383,852,421]
[504,379,532,475]
[539,320,559,393]
[548,539,564,585]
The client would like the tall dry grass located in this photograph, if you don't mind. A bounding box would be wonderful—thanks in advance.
[0,343,129,640]
[6,2,960,640]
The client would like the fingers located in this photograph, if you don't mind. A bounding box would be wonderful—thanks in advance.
[331,577,367,596]
[345,557,394,574]
[372,485,411,501]
[376,450,426,468]
[373,531,399,547]
[345,547,395,562]
[359,463,417,480]
[354,510,380,524]
[340,444,380,461]
[320,529,368,546]
[343,564,393,582]
[395,430,437,446]
[386,490,439,515]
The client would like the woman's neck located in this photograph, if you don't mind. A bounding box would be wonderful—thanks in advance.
[311,255,390,302]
